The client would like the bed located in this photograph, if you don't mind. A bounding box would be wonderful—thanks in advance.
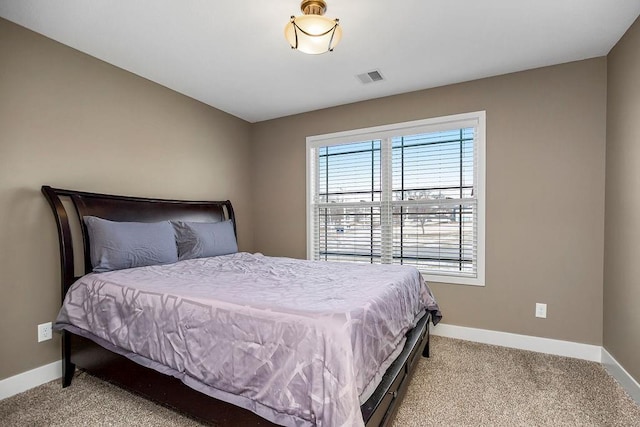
[42,185,441,426]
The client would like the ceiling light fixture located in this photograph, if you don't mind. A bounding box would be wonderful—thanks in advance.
[284,0,342,55]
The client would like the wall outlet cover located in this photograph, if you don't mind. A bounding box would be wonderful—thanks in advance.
[535,303,547,319]
[37,322,52,342]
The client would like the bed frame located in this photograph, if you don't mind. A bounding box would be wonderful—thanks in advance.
[42,185,431,427]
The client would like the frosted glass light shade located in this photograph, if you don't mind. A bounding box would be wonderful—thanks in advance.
[284,15,342,54]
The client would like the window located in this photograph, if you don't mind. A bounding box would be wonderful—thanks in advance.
[306,111,485,286]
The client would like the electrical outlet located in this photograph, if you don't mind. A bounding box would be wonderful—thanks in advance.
[37,322,52,342]
[535,303,547,319]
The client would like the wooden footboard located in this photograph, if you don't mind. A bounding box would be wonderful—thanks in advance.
[63,311,430,426]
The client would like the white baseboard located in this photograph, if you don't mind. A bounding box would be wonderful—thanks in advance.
[0,360,61,400]
[431,323,602,362]
[602,348,640,404]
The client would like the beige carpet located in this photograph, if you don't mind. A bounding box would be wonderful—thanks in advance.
[1,336,639,426]
[393,337,640,426]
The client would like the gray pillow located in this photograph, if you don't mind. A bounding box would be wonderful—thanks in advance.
[172,220,238,260]
[84,216,179,272]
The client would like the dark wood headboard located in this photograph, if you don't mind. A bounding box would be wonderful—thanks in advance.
[41,186,235,299]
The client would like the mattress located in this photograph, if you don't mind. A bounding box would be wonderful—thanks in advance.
[55,252,440,426]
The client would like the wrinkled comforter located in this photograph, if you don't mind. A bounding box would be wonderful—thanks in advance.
[55,252,441,426]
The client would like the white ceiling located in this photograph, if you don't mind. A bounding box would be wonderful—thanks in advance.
[2,1,640,123]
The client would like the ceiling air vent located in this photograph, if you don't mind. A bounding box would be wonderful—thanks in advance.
[356,70,384,84]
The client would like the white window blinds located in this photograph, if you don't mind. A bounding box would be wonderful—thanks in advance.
[307,112,485,286]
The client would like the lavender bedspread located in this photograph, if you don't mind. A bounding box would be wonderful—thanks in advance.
[55,253,441,426]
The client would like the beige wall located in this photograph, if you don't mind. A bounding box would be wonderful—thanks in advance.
[604,16,640,383]
[0,18,253,380]
[251,58,607,345]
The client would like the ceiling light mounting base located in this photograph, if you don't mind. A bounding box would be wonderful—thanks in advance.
[300,0,327,16]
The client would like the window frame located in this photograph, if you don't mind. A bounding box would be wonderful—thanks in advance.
[306,111,486,286]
